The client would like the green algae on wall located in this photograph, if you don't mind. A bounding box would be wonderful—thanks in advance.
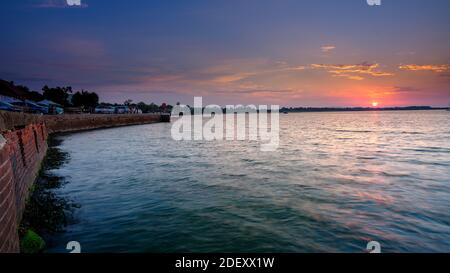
[19,136,79,253]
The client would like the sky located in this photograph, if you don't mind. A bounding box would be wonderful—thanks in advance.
[0,0,449,107]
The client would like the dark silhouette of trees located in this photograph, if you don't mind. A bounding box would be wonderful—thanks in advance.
[72,90,99,110]
[1,78,176,114]
[136,102,159,113]
[0,80,44,101]
[42,86,73,106]
[14,85,31,96]
[136,102,173,113]
[26,91,45,102]
[136,102,149,113]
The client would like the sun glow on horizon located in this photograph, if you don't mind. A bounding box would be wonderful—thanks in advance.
[372,102,379,107]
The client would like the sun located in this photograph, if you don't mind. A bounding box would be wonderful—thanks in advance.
[372,102,379,107]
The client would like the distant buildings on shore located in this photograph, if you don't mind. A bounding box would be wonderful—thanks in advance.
[0,79,172,115]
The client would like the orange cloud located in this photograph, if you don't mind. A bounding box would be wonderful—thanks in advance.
[209,63,305,84]
[212,72,256,84]
[332,74,364,81]
[399,64,449,73]
[311,62,394,80]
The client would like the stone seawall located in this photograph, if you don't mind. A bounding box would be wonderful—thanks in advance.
[0,111,168,253]
[44,113,165,134]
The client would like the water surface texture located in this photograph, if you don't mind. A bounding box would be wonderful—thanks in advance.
[48,111,450,252]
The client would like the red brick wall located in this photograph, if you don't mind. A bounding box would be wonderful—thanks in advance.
[0,143,19,253]
[0,123,48,253]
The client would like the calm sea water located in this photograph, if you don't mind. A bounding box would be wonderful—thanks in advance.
[47,111,450,253]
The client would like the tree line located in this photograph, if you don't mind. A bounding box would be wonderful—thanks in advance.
[1,79,172,113]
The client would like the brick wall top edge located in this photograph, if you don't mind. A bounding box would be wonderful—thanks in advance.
[43,114,163,133]
[0,111,44,133]
[1,112,163,134]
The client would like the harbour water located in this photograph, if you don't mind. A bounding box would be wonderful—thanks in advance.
[47,111,450,253]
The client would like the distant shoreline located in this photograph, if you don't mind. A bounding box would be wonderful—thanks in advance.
[183,106,448,115]
[280,106,448,113]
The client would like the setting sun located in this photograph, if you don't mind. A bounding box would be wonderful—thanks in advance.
[372,102,379,107]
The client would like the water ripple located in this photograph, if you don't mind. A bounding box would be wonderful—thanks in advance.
[47,111,450,253]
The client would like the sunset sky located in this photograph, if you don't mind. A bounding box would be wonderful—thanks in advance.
[1,0,449,106]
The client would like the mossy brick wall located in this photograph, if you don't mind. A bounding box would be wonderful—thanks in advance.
[0,122,48,253]
[0,111,167,253]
